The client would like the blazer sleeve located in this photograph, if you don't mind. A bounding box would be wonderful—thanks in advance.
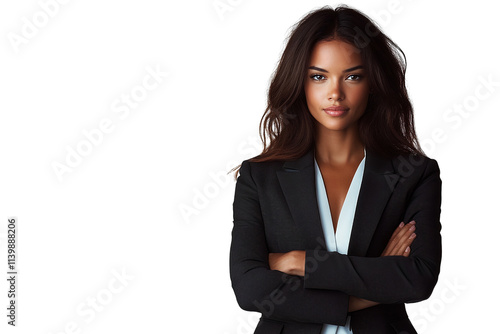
[230,160,350,325]
[303,158,442,304]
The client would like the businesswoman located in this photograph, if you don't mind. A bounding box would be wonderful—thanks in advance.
[229,5,442,334]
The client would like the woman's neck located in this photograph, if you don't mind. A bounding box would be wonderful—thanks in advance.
[314,125,365,166]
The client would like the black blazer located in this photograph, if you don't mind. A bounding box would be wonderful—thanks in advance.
[229,146,442,334]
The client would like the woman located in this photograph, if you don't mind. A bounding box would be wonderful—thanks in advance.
[229,5,442,334]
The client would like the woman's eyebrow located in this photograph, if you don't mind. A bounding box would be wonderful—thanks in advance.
[308,65,364,73]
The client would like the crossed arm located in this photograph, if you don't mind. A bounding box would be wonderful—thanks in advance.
[268,220,417,312]
[230,158,441,325]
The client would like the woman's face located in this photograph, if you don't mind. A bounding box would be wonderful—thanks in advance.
[304,39,370,133]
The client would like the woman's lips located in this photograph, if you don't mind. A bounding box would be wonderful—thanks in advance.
[323,106,349,117]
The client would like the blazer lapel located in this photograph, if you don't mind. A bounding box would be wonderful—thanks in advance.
[276,146,399,256]
[276,148,324,250]
[348,148,399,256]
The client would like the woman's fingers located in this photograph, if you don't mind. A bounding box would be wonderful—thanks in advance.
[381,220,416,256]
[381,221,405,256]
[392,221,416,255]
[402,246,410,257]
[382,221,405,255]
[393,222,416,256]
[393,232,416,257]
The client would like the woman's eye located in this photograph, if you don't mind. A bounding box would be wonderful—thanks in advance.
[310,74,325,81]
[347,74,363,81]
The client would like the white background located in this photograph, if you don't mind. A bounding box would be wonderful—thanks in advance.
[0,0,498,333]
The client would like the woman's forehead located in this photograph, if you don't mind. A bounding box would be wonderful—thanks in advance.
[309,40,363,69]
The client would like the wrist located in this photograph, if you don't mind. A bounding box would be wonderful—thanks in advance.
[289,250,305,276]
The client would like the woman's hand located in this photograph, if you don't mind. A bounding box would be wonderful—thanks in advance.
[349,220,417,312]
[268,250,305,276]
[381,220,417,257]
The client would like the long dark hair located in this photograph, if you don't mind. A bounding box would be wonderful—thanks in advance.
[230,4,426,179]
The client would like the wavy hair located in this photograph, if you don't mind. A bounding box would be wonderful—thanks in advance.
[230,4,426,179]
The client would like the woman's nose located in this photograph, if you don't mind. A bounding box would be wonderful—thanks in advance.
[328,81,344,101]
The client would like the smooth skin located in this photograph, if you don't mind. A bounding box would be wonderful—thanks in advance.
[268,39,418,313]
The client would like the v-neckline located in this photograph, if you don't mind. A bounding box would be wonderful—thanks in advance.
[313,147,366,253]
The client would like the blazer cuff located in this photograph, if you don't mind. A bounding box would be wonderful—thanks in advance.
[303,249,341,290]
[303,249,349,323]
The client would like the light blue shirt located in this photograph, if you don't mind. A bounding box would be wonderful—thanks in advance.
[314,148,366,334]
